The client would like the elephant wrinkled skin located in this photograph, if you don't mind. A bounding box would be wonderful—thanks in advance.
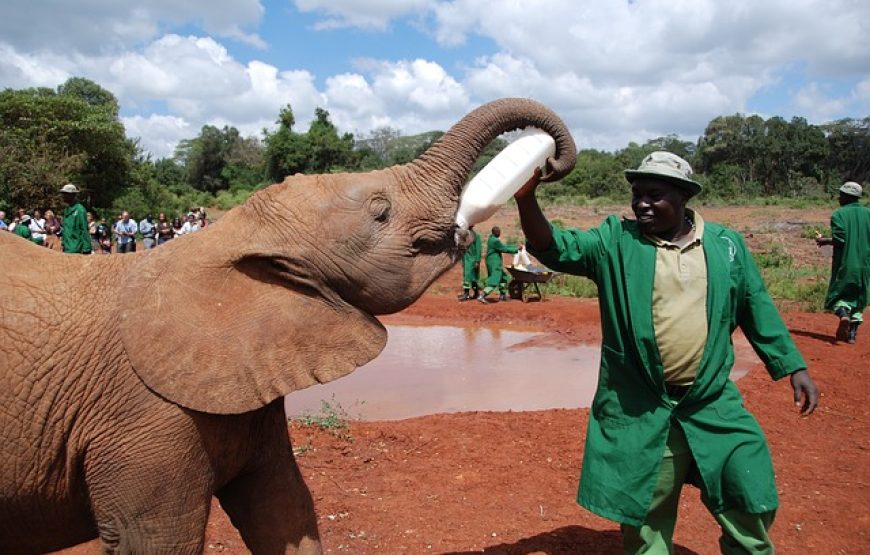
[0,98,576,554]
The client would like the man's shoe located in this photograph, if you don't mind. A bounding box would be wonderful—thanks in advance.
[477,294,489,305]
[499,293,509,302]
[847,322,859,344]
[458,290,470,302]
[835,307,849,319]
[836,313,851,342]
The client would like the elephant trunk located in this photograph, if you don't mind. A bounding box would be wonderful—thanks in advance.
[405,98,577,198]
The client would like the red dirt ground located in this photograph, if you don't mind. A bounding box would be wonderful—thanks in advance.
[60,205,869,553]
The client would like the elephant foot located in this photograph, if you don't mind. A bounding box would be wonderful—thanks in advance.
[295,536,324,555]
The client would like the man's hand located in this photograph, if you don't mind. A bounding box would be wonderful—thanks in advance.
[514,167,542,201]
[790,369,819,415]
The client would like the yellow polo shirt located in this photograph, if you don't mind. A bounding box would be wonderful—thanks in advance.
[647,211,707,385]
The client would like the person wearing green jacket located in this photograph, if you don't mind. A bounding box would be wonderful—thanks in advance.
[478,225,518,303]
[514,151,819,554]
[815,181,870,344]
[13,214,33,241]
[458,226,482,302]
[60,183,92,254]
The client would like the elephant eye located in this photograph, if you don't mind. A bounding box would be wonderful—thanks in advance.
[368,196,391,223]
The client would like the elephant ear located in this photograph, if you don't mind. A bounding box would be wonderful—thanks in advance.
[118,241,387,415]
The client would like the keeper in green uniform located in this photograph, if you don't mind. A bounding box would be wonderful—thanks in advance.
[478,225,518,303]
[459,226,482,301]
[59,183,92,254]
[13,215,33,241]
[514,151,819,554]
[815,181,870,344]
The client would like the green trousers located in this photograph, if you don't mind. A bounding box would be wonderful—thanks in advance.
[621,423,776,554]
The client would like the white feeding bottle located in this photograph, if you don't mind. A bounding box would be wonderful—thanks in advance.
[455,127,555,230]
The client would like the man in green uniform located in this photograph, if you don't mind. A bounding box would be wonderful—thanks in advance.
[60,183,92,254]
[513,151,819,554]
[478,225,519,303]
[13,214,33,241]
[459,226,482,301]
[815,181,870,344]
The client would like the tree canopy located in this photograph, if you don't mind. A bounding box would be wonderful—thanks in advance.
[0,78,132,212]
[1,76,868,218]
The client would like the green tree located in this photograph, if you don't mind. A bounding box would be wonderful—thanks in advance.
[547,149,623,200]
[306,107,355,173]
[822,117,870,188]
[264,104,310,182]
[0,78,131,211]
[58,77,120,113]
[222,135,266,190]
[175,125,261,192]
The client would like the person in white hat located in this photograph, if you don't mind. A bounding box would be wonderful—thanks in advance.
[512,151,818,554]
[815,181,869,343]
[59,183,92,254]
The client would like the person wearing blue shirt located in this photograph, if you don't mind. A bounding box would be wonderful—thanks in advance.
[114,212,138,253]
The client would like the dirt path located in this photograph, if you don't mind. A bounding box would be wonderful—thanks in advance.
[201,292,865,554]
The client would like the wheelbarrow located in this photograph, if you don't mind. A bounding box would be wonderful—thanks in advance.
[506,266,557,302]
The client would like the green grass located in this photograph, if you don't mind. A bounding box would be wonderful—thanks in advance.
[761,264,829,313]
[295,396,357,441]
[799,224,831,239]
[752,243,829,312]
[547,274,598,298]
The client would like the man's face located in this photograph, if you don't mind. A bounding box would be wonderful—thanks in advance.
[122,212,130,222]
[839,192,859,206]
[630,178,687,236]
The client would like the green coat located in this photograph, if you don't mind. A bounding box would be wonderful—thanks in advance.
[484,234,518,288]
[529,215,806,526]
[62,202,92,254]
[462,230,482,287]
[824,202,870,312]
[13,223,31,241]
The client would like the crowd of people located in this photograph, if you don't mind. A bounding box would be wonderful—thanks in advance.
[0,183,210,255]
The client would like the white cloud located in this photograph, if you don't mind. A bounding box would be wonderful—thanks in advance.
[793,81,870,123]
[0,0,266,54]
[2,0,869,159]
[123,114,193,159]
[294,0,430,31]
[0,44,72,89]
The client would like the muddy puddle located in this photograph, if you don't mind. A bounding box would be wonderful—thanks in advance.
[284,324,758,421]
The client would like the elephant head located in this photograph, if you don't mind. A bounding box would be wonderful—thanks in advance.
[119,97,576,414]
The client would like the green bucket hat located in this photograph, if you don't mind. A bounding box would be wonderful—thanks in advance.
[624,151,702,197]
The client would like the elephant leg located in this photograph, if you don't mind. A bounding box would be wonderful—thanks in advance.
[86,441,213,554]
[216,435,321,554]
[90,474,211,554]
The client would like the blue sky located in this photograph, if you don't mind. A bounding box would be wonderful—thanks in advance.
[1,0,868,158]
